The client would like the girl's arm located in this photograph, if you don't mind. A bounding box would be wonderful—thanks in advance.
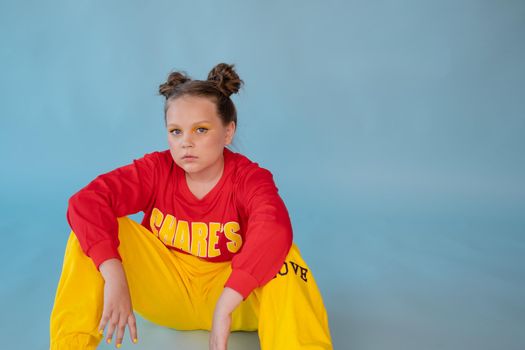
[209,287,243,350]
[67,151,160,270]
[225,167,293,299]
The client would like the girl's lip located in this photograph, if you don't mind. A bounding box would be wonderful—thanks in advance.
[182,155,197,159]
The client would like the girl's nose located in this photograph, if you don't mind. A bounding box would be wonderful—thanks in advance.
[181,133,194,148]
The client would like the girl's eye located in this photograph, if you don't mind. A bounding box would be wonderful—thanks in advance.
[170,129,181,135]
[196,127,208,133]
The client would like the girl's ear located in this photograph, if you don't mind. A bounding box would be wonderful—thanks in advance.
[225,121,236,145]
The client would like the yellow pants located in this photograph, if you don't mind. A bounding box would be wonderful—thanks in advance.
[49,217,333,349]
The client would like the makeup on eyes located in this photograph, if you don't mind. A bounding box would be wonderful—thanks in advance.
[169,124,210,134]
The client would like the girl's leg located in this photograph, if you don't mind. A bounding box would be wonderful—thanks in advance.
[49,217,205,349]
[254,243,333,350]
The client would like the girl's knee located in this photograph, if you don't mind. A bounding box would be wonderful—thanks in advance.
[116,216,138,231]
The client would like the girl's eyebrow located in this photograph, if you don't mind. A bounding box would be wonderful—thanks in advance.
[167,120,211,127]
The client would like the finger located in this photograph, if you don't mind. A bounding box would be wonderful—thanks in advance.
[98,312,111,336]
[115,317,127,348]
[128,313,139,344]
[105,314,119,344]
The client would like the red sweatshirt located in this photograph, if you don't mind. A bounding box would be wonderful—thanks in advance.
[66,147,293,299]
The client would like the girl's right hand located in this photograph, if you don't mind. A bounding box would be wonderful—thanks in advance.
[98,258,139,348]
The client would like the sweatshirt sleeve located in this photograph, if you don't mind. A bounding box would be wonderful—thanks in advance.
[224,167,293,299]
[66,152,159,271]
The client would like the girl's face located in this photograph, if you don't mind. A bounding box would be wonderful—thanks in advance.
[165,95,235,179]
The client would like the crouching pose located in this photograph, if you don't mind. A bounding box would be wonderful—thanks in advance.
[49,63,333,350]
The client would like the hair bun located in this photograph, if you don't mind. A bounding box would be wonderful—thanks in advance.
[207,63,244,97]
[158,71,191,99]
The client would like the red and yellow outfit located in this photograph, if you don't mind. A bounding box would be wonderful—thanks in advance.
[50,147,333,349]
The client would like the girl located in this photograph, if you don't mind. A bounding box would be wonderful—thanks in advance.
[49,63,333,350]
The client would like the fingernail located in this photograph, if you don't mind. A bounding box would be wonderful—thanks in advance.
[133,338,138,343]
[99,329,104,335]
[116,343,122,348]
[106,338,111,344]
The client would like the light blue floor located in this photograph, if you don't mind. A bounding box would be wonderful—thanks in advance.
[2,194,524,349]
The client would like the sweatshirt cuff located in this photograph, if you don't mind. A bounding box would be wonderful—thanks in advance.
[224,269,260,300]
[87,239,122,271]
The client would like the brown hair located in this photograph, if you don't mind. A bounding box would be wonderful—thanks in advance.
[158,63,244,128]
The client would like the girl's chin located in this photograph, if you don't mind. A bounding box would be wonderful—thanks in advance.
[181,164,202,174]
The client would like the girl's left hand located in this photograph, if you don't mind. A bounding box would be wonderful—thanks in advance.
[209,287,243,350]
[209,310,232,350]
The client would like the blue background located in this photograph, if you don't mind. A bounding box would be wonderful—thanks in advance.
[1,0,524,349]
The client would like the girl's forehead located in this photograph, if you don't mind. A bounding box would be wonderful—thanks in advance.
[167,96,218,117]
